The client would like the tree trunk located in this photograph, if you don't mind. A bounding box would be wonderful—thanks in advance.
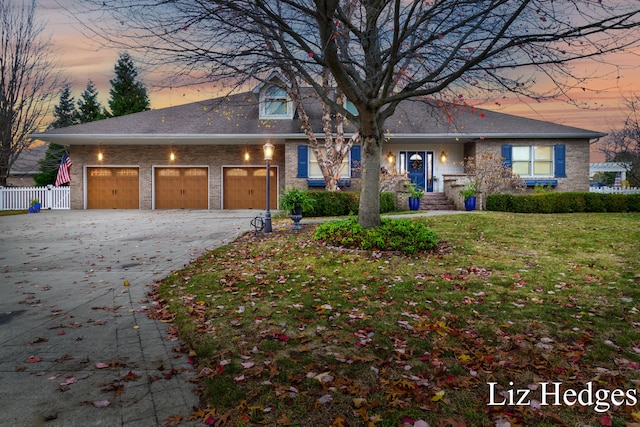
[358,133,383,228]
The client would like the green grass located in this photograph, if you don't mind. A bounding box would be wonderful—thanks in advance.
[0,209,27,216]
[154,212,640,426]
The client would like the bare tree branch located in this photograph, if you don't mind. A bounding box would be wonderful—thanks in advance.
[73,0,640,226]
[0,0,63,186]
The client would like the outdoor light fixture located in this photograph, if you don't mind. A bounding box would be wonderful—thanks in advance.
[387,151,395,164]
[244,149,250,161]
[97,151,103,161]
[263,141,274,162]
[170,151,176,161]
[263,141,274,232]
[440,150,447,163]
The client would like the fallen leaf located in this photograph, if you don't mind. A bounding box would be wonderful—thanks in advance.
[599,415,612,426]
[317,394,333,404]
[26,356,42,363]
[431,390,445,402]
[92,400,111,408]
[164,414,183,426]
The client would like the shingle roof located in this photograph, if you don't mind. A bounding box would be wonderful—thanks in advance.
[11,143,48,174]
[32,89,605,145]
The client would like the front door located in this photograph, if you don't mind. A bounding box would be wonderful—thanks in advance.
[404,151,434,192]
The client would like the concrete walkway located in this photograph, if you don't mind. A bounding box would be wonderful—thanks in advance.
[0,210,257,427]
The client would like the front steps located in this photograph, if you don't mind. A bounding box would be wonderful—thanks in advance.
[420,192,456,210]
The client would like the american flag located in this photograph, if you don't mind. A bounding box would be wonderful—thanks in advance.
[55,153,72,186]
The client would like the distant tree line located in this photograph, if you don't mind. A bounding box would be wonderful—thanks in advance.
[34,52,150,186]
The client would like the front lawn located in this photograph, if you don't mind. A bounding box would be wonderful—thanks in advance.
[152,212,640,426]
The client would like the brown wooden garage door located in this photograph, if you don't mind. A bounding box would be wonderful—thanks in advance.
[87,167,140,209]
[223,167,277,209]
[155,167,208,209]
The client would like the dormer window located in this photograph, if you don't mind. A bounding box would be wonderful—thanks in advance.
[261,85,293,119]
[345,99,358,116]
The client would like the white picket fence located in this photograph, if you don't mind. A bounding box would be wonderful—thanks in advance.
[589,186,640,195]
[0,186,70,210]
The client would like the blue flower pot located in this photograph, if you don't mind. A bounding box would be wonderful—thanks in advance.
[408,197,420,210]
[464,196,476,211]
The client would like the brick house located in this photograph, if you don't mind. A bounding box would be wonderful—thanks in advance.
[31,82,604,210]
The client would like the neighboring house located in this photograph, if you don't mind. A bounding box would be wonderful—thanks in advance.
[31,79,605,210]
[6,143,48,187]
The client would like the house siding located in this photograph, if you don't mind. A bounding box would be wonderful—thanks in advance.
[71,144,285,209]
[475,138,590,192]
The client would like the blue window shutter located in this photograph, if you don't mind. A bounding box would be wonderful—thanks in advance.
[297,145,308,178]
[554,144,566,178]
[350,145,361,176]
[501,144,512,168]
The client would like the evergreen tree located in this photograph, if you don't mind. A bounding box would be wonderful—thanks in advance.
[35,85,76,185]
[33,143,67,186]
[108,52,150,117]
[49,84,78,129]
[77,80,105,123]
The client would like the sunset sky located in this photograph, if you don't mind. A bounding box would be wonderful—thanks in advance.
[38,1,640,162]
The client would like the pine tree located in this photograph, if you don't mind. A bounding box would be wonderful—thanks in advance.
[49,84,78,129]
[108,52,150,117]
[35,86,76,185]
[77,80,105,123]
[33,143,67,186]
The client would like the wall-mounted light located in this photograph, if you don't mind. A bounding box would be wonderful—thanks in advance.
[244,145,250,161]
[97,151,103,161]
[440,150,447,163]
[170,151,176,161]
[387,151,395,164]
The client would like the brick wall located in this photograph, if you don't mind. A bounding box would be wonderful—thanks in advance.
[71,144,285,209]
[475,138,590,192]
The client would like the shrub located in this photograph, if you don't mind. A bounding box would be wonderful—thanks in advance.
[486,192,639,213]
[379,192,396,213]
[305,191,396,216]
[583,193,607,212]
[305,191,358,216]
[627,194,640,212]
[313,217,438,254]
[485,194,513,211]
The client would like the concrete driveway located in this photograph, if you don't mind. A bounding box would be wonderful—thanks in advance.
[0,210,257,426]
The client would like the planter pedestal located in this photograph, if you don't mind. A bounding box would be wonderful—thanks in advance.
[290,205,303,230]
[291,214,303,230]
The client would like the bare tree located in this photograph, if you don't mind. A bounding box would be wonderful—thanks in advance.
[0,0,62,187]
[600,94,640,186]
[77,0,640,227]
[463,152,525,210]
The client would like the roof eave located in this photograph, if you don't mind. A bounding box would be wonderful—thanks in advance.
[30,130,606,145]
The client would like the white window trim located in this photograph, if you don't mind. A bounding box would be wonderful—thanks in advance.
[308,150,351,179]
[513,145,554,177]
[259,85,294,120]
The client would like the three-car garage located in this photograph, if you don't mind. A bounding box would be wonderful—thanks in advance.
[84,165,277,210]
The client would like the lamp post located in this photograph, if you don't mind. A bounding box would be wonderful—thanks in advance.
[263,141,274,233]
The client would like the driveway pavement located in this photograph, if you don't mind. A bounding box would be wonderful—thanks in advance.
[0,210,257,427]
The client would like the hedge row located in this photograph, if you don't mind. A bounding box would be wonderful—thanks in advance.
[303,191,396,217]
[486,192,640,213]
